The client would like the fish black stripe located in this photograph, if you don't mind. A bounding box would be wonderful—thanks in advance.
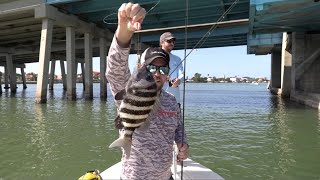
[124,134,133,138]
[146,83,157,90]
[129,83,156,91]
[124,126,136,131]
[120,108,151,115]
[122,118,146,124]
[127,88,157,97]
[124,98,155,107]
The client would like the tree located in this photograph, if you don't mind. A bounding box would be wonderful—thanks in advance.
[192,73,202,82]
[191,73,207,82]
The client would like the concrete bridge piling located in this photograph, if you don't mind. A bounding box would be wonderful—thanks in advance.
[269,32,320,109]
[0,1,112,103]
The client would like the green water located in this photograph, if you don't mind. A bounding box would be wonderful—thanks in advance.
[0,83,320,180]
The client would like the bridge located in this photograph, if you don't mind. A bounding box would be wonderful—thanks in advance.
[0,0,320,108]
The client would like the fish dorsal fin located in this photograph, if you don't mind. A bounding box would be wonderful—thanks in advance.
[115,89,126,100]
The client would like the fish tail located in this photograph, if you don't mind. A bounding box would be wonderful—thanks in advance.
[109,136,132,158]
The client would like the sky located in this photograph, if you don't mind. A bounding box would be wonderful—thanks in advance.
[0,45,271,79]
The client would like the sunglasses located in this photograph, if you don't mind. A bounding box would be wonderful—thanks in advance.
[147,64,170,75]
[166,39,175,44]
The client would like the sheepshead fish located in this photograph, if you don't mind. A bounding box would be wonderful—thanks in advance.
[109,64,159,157]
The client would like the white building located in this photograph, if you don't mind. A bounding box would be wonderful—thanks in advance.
[230,77,240,83]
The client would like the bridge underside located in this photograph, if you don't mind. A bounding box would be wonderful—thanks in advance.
[1,0,320,107]
[248,0,320,55]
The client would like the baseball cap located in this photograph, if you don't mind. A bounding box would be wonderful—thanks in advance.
[140,47,170,66]
[160,32,176,42]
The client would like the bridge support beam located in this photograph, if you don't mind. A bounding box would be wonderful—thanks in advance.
[60,60,67,90]
[0,71,2,94]
[20,67,27,89]
[280,32,292,97]
[99,37,107,100]
[49,59,56,90]
[66,26,77,100]
[84,32,93,100]
[36,18,53,103]
[290,32,320,109]
[81,62,85,90]
[6,54,17,93]
[269,50,281,94]
[4,66,9,89]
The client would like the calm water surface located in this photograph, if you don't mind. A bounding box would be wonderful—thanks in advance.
[1,83,320,180]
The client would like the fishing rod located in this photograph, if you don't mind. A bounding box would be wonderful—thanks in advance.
[179,1,239,179]
[180,0,188,178]
[179,0,240,177]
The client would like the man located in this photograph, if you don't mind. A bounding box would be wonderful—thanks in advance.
[106,3,189,180]
[160,32,184,106]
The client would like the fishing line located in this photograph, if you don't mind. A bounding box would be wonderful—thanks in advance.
[168,0,240,77]
[180,0,188,178]
[103,0,161,25]
[176,1,239,176]
[103,0,161,64]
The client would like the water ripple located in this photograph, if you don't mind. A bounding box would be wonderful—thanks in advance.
[1,83,320,179]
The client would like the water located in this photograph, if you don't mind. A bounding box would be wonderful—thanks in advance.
[1,83,320,180]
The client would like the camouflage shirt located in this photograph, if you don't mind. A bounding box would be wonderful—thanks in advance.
[106,37,187,180]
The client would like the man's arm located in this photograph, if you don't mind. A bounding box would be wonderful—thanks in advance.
[106,38,131,98]
[105,3,146,100]
[171,56,184,87]
[177,56,184,82]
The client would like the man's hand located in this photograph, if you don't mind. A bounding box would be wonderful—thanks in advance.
[171,78,180,88]
[118,3,146,31]
[176,143,189,161]
[116,3,146,47]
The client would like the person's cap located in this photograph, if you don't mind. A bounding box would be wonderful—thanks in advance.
[140,47,170,66]
[160,32,176,42]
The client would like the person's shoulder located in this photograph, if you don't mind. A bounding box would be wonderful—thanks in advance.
[161,90,176,101]
[170,53,181,59]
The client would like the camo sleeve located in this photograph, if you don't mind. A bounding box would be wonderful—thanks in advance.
[175,104,188,144]
[106,37,131,105]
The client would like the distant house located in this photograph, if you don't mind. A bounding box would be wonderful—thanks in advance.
[56,75,62,81]
[230,77,240,83]
[93,71,100,80]
[257,77,268,83]
[76,71,101,82]
[207,77,213,82]
[241,77,251,83]
[25,73,37,81]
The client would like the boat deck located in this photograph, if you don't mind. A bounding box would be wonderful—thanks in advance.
[100,158,224,180]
